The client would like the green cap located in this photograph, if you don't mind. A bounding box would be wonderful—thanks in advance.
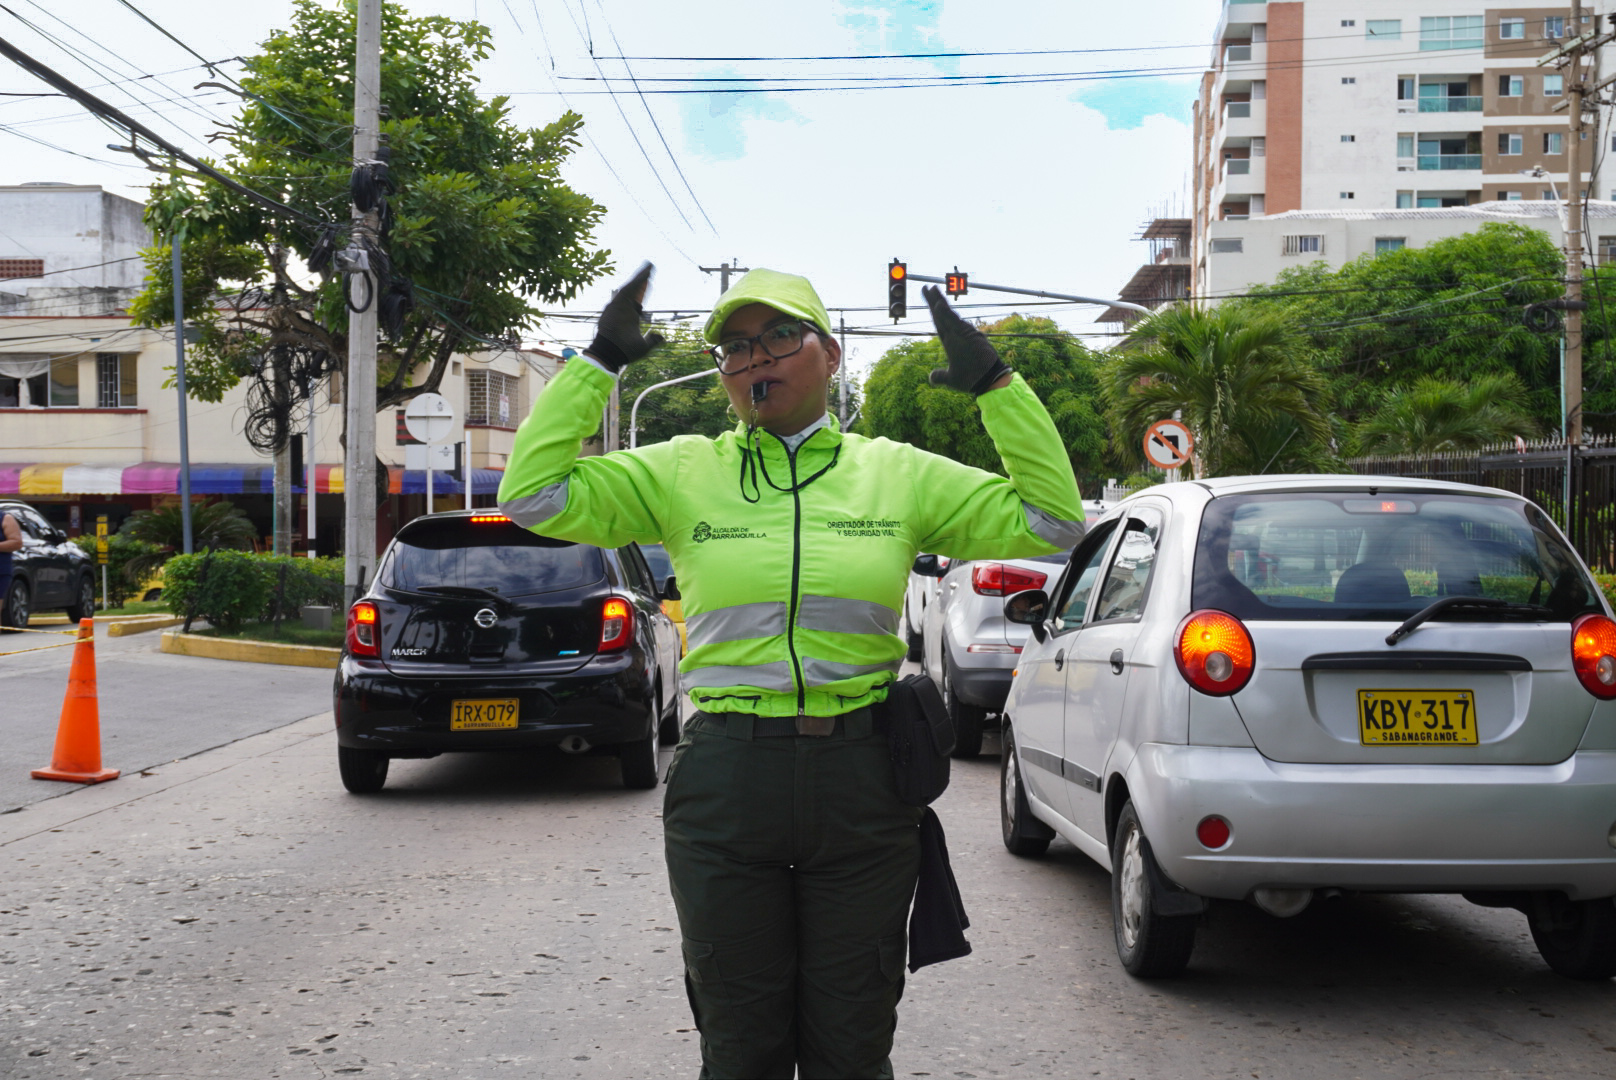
[703,268,833,345]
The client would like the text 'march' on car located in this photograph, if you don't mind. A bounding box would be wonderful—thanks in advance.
[999,475,1616,981]
[333,511,681,793]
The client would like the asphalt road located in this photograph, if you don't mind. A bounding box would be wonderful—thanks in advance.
[4,678,1616,1077]
[0,623,335,814]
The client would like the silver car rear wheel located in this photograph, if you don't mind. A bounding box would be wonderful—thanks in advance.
[1110,800,1197,977]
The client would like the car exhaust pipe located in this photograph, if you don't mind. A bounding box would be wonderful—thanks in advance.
[1251,887,1314,919]
[558,735,591,755]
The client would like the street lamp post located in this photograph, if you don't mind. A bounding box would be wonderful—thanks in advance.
[629,368,721,450]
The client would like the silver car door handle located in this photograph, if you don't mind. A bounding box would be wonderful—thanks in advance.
[1110,649,1125,674]
[1054,649,1065,671]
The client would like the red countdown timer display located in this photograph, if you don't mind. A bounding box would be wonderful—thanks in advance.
[945,271,968,297]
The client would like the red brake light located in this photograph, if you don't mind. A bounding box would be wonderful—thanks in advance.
[1174,609,1255,696]
[347,601,380,658]
[1572,614,1616,699]
[601,597,633,652]
[971,563,1048,596]
[469,514,509,524]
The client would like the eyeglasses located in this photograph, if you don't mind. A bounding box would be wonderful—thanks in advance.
[709,320,816,375]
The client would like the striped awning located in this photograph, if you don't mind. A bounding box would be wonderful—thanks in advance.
[0,463,505,496]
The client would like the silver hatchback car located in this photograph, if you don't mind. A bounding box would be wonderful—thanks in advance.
[999,476,1616,980]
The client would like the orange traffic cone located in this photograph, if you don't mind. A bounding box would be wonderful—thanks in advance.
[31,619,119,784]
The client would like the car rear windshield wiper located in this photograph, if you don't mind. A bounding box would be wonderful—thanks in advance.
[1385,596,1550,646]
[415,584,505,601]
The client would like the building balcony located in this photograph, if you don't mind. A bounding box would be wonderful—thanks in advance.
[1224,99,1266,138]
[0,408,148,464]
[1418,154,1482,170]
[1222,41,1267,76]
[1419,96,1483,112]
[1222,157,1266,195]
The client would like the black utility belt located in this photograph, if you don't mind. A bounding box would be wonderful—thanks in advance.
[692,708,873,738]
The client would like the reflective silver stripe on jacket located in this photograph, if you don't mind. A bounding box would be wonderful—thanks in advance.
[1023,501,1085,549]
[685,602,788,650]
[681,660,797,694]
[801,656,901,686]
[499,479,570,528]
[796,595,899,637]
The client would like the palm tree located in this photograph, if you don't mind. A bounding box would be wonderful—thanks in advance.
[1354,373,1538,455]
[1106,304,1332,477]
[119,499,258,582]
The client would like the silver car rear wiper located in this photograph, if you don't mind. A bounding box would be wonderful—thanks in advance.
[1385,596,1548,646]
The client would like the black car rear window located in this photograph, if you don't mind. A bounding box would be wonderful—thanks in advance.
[1193,492,1601,622]
[382,519,602,598]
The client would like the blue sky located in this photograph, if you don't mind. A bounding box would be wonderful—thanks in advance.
[1072,77,1199,130]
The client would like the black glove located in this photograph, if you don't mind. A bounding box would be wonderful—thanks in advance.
[923,285,1011,395]
[587,262,665,372]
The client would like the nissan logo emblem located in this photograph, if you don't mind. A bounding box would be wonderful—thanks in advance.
[474,608,497,629]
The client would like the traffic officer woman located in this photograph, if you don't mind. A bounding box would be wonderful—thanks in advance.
[499,264,1083,1079]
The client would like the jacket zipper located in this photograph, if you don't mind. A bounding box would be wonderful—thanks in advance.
[785,440,806,714]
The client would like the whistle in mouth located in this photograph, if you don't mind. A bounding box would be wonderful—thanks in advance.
[751,381,769,404]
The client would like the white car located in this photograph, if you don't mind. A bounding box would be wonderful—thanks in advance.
[999,477,1616,980]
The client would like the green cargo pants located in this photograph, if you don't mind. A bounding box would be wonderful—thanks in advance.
[663,709,923,1080]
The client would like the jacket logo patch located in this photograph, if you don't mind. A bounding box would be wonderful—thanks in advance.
[693,521,767,543]
[826,518,902,538]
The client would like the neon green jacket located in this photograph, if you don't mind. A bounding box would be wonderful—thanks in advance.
[497,361,1083,717]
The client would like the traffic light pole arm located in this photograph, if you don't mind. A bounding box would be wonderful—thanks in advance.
[629,367,721,449]
[906,273,1151,315]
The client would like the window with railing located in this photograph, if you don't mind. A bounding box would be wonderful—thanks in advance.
[1282,235,1322,256]
[1419,80,1480,112]
[1226,101,1251,118]
[95,353,135,408]
[467,369,520,426]
[1226,158,1252,175]
[1420,15,1483,51]
[1417,137,1480,170]
[1226,44,1252,61]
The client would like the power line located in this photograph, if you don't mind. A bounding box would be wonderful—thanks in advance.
[587,0,717,236]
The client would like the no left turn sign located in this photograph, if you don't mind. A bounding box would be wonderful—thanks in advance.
[1143,419,1195,470]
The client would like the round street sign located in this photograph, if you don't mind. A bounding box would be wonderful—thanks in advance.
[404,392,455,445]
[1143,418,1195,470]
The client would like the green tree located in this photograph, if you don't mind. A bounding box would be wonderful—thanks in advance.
[858,314,1107,486]
[128,0,609,414]
[119,500,259,582]
[1224,223,1612,434]
[1106,304,1332,477]
[618,325,733,446]
[1354,372,1539,454]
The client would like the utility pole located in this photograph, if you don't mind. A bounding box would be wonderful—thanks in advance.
[306,376,317,558]
[170,214,193,555]
[343,0,381,603]
[838,315,849,428]
[699,259,748,295]
[1566,0,1587,448]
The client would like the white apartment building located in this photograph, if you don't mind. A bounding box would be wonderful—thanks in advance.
[1190,1,1614,295]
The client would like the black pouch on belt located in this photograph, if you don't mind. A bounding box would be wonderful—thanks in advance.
[880,673,956,806]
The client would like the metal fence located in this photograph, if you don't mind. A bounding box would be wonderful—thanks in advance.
[1348,434,1616,572]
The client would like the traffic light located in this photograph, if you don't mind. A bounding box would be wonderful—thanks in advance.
[945,270,968,297]
[888,259,906,322]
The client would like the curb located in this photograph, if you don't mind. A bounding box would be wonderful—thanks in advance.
[159,631,341,669]
[106,615,185,637]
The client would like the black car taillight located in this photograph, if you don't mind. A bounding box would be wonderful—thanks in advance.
[601,597,633,652]
[347,601,380,658]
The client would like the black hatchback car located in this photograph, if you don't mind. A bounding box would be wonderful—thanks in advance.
[1,500,97,631]
[333,510,682,792]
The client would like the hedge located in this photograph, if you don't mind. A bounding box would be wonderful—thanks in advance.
[163,551,344,632]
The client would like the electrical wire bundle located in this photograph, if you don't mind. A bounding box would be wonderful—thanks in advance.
[242,341,334,455]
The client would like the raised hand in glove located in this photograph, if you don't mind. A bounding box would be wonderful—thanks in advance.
[587,262,666,372]
[922,285,1012,395]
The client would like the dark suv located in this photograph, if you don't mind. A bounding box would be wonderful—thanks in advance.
[333,511,682,792]
[1,501,96,631]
